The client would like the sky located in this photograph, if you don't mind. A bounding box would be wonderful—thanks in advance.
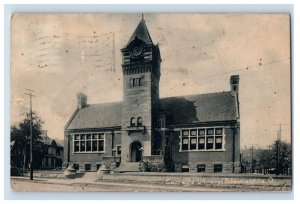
[10,13,291,148]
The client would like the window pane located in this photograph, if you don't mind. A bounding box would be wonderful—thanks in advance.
[207,129,214,135]
[198,137,205,150]
[130,117,135,127]
[216,128,223,135]
[182,137,189,150]
[80,141,85,151]
[86,134,91,139]
[92,141,97,151]
[137,117,143,126]
[199,137,205,144]
[92,134,98,139]
[74,141,79,152]
[99,133,104,139]
[182,130,189,136]
[86,141,91,152]
[197,164,205,172]
[85,164,91,171]
[117,146,122,155]
[190,129,197,136]
[206,137,213,149]
[80,135,85,140]
[190,137,197,150]
[182,138,189,144]
[215,136,222,149]
[216,137,222,143]
[98,140,104,151]
[198,129,205,136]
[214,164,222,173]
[75,135,80,140]
[190,138,197,144]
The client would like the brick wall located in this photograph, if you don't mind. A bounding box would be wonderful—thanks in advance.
[170,125,240,173]
[64,131,122,171]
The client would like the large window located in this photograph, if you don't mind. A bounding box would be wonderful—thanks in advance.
[74,133,105,153]
[180,127,224,151]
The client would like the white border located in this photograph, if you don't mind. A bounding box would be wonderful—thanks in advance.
[2,2,296,202]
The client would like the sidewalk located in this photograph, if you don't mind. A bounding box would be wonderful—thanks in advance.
[10,175,233,192]
[10,171,291,192]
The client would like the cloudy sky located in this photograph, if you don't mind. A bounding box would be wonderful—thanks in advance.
[11,13,291,148]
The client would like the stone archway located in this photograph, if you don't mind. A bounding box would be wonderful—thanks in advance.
[130,141,142,162]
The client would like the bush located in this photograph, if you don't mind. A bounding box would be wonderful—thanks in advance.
[139,160,166,172]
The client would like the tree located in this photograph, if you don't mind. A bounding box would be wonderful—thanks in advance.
[10,111,44,170]
[256,140,292,175]
[274,140,292,175]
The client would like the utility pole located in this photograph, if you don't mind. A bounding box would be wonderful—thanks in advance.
[25,89,35,180]
[274,123,288,175]
[251,145,254,174]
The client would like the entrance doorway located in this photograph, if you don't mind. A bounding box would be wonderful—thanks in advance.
[130,141,142,162]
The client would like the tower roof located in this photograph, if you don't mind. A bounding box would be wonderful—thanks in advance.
[125,18,153,47]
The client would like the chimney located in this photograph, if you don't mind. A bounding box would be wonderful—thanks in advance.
[230,75,239,96]
[77,92,87,109]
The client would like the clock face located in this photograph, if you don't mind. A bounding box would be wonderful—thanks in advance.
[132,46,143,57]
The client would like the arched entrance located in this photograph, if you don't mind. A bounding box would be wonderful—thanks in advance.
[130,141,142,162]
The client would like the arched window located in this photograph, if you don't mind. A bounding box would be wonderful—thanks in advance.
[137,117,143,127]
[130,117,136,127]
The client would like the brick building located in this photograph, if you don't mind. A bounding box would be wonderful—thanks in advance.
[64,18,240,173]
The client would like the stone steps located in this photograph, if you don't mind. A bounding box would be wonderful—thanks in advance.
[114,162,140,172]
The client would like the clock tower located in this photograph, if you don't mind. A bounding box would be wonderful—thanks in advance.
[120,18,161,165]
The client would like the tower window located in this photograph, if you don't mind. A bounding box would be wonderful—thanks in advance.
[130,117,136,127]
[130,78,142,87]
[137,117,143,126]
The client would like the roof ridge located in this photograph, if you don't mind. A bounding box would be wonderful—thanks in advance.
[160,91,232,100]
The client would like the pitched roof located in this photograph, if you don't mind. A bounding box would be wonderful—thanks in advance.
[66,92,238,130]
[39,133,63,147]
[125,19,153,47]
[160,91,238,125]
[66,102,122,130]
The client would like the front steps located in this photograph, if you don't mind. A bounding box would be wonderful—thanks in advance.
[114,162,140,172]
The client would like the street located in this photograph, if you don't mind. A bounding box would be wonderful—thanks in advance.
[10,176,291,192]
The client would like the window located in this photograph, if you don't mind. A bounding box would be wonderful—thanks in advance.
[130,78,142,87]
[85,164,91,171]
[73,133,105,153]
[214,164,223,173]
[117,145,122,155]
[182,165,189,172]
[197,164,205,172]
[137,117,143,126]
[74,164,79,170]
[180,127,224,151]
[130,117,136,127]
